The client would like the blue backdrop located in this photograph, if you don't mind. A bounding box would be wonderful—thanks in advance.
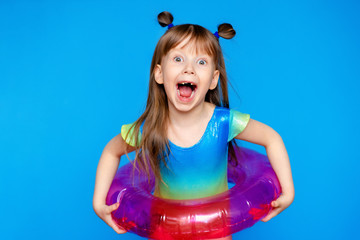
[1,0,359,239]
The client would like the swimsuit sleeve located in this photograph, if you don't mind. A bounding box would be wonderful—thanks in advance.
[227,109,250,142]
[121,122,142,147]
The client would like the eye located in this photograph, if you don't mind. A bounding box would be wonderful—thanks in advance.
[174,56,183,62]
[198,59,207,65]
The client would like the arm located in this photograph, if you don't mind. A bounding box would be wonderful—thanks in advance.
[93,133,136,233]
[235,118,295,222]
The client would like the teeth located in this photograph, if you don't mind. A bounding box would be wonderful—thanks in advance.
[178,82,195,86]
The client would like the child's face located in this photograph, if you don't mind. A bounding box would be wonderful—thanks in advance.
[154,37,220,113]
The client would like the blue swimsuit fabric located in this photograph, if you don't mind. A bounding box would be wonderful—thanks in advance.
[121,106,250,199]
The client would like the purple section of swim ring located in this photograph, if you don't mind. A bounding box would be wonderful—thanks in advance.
[106,146,281,239]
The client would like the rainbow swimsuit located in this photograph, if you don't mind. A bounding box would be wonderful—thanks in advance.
[121,106,250,200]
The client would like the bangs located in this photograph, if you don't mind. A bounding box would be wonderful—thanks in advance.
[160,24,219,64]
[175,32,216,57]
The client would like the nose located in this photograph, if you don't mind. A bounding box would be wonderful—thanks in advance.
[183,62,195,75]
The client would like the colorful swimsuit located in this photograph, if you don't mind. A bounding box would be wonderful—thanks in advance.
[121,106,250,200]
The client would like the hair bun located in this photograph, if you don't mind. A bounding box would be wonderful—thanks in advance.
[158,11,174,27]
[217,23,236,39]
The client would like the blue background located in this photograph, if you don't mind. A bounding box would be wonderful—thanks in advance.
[1,0,359,239]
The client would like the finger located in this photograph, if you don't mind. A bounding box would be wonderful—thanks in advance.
[271,200,280,208]
[105,215,127,234]
[111,221,127,234]
[111,223,127,234]
[107,202,120,213]
[261,207,282,222]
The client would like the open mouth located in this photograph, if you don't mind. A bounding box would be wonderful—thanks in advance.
[177,82,197,99]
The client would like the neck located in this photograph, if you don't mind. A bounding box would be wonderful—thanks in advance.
[167,102,213,128]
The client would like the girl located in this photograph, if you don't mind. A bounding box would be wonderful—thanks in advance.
[93,11,295,240]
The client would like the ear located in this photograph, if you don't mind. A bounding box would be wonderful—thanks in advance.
[209,70,220,90]
[154,64,164,84]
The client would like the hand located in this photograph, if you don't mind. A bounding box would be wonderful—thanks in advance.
[94,202,127,234]
[261,192,294,222]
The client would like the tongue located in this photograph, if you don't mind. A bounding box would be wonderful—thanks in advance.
[178,85,193,98]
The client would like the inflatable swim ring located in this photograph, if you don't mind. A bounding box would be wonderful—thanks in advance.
[106,146,281,239]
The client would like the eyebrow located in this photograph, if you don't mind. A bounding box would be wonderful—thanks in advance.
[169,49,211,58]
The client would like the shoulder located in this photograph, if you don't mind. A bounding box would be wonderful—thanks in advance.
[102,132,136,158]
[230,109,250,125]
[211,106,249,119]
[121,121,143,147]
[212,105,231,118]
[227,108,251,142]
